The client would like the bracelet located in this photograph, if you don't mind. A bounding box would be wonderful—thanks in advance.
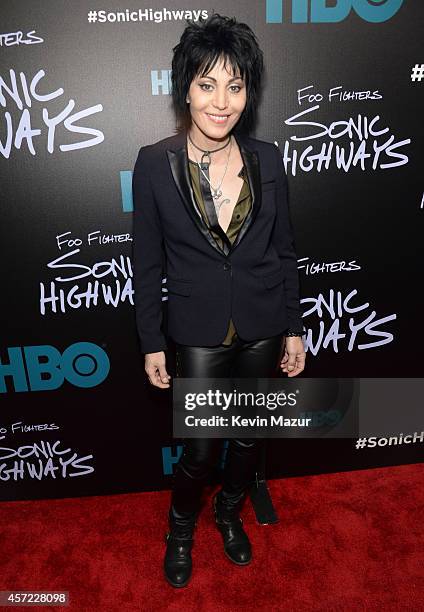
[286,329,305,337]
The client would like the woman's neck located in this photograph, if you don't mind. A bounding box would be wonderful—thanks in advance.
[188,124,232,148]
[187,128,233,165]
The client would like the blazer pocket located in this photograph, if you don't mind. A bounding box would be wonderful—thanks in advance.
[165,278,192,297]
[262,269,285,289]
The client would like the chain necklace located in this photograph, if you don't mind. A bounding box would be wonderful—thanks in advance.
[188,133,233,203]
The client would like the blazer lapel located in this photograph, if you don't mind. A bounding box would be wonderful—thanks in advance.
[166,129,262,257]
[229,132,262,254]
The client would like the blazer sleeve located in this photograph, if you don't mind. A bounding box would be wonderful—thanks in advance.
[132,146,168,354]
[272,144,304,332]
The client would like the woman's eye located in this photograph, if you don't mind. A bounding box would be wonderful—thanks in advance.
[199,84,242,93]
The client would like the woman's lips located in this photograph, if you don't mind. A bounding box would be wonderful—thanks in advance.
[205,113,230,124]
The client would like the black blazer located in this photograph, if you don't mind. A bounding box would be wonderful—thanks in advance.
[132,129,303,354]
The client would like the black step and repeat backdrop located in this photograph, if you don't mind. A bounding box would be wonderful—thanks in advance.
[1,1,423,501]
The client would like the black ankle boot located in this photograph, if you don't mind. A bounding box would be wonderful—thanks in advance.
[164,506,197,588]
[212,491,252,565]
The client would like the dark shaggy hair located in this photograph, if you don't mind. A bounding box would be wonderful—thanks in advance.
[171,13,264,134]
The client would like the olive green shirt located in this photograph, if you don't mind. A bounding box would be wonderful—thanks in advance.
[188,159,252,345]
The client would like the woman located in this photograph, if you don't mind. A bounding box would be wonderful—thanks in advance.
[132,14,306,588]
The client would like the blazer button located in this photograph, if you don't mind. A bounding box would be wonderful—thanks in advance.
[223,262,231,271]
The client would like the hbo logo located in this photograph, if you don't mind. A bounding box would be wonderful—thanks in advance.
[0,342,110,392]
[266,0,404,23]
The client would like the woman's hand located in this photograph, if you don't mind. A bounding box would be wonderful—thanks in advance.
[280,336,306,377]
[145,351,172,388]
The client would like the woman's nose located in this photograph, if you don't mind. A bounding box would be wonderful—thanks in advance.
[212,89,228,109]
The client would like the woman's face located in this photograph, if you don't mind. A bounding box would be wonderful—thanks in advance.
[187,56,247,141]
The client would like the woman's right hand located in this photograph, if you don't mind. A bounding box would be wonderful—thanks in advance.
[145,351,172,388]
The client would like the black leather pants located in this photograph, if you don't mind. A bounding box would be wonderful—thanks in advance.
[169,333,285,527]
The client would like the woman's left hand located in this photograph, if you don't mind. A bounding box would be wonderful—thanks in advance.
[280,336,306,377]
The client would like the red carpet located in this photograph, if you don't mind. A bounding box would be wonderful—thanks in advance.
[1,463,423,611]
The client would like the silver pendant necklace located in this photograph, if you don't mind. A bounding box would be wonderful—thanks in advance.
[188,133,233,202]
